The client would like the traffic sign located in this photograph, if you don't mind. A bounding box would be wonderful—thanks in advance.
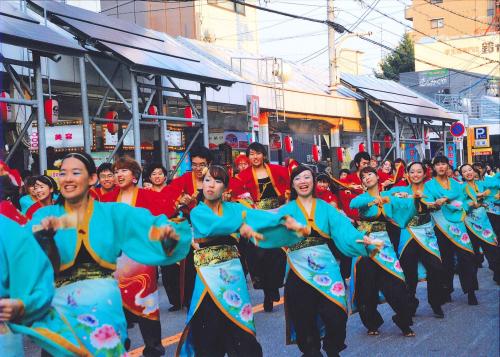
[450,122,465,137]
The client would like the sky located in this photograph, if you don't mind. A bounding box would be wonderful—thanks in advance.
[256,0,411,75]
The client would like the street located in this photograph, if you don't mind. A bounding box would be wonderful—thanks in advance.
[23,266,499,357]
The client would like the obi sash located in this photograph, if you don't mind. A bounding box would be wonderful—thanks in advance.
[465,206,498,246]
[177,245,254,357]
[256,197,280,211]
[431,210,474,253]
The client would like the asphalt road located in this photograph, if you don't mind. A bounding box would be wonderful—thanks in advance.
[24,267,498,357]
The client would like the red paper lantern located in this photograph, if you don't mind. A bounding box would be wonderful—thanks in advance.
[184,106,194,127]
[373,142,381,156]
[336,147,343,162]
[312,144,320,162]
[384,134,392,149]
[358,142,365,153]
[148,105,158,115]
[284,135,293,153]
[104,110,119,135]
[0,92,12,123]
[44,98,59,125]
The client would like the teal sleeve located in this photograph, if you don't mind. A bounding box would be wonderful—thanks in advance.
[115,204,191,266]
[191,202,245,237]
[326,204,368,257]
[350,194,375,209]
[1,218,54,326]
[422,181,437,206]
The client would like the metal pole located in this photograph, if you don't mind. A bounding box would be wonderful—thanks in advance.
[5,111,35,164]
[130,71,142,166]
[442,122,447,156]
[94,64,121,117]
[200,84,209,147]
[327,0,336,92]
[105,122,133,163]
[394,116,401,158]
[79,57,91,154]
[156,76,169,170]
[34,54,47,174]
[365,100,372,156]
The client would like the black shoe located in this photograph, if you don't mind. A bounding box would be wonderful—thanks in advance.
[431,305,444,318]
[263,295,273,312]
[272,289,280,302]
[467,291,478,305]
[168,305,181,312]
[392,315,414,336]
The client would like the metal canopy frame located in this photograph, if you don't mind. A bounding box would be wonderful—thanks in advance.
[365,101,453,161]
[81,54,210,178]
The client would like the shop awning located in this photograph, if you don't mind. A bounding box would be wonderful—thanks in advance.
[0,1,85,56]
[28,0,235,87]
[341,73,454,121]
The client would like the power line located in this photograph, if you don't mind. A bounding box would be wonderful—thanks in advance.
[423,0,491,26]
[357,0,498,63]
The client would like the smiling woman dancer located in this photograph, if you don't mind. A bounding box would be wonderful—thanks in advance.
[460,164,499,284]
[177,165,304,357]
[389,162,447,318]
[349,167,415,337]
[27,152,191,356]
[422,156,479,305]
[278,165,376,357]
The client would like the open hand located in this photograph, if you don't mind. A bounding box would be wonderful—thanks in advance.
[283,216,310,236]
[240,223,264,242]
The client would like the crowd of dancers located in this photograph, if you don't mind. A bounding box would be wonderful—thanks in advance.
[0,143,498,357]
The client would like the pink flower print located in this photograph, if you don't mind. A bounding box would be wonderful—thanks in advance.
[450,200,462,208]
[482,229,492,239]
[239,303,253,322]
[77,314,99,328]
[223,290,242,308]
[378,252,395,263]
[460,233,470,244]
[394,261,403,273]
[313,274,332,287]
[449,225,461,236]
[90,324,121,350]
[330,282,345,296]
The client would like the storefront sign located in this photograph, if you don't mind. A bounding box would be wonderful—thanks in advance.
[208,131,225,149]
[247,95,260,131]
[224,131,250,149]
[103,126,134,147]
[473,126,490,148]
[30,123,94,151]
[445,142,457,169]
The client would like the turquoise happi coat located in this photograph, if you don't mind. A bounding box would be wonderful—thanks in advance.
[278,198,369,343]
[0,215,88,356]
[463,180,497,246]
[422,178,473,253]
[177,201,302,357]
[481,173,500,216]
[25,198,192,356]
[349,191,408,311]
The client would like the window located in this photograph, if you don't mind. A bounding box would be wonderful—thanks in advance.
[430,0,443,4]
[431,18,444,28]
[208,0,245,15]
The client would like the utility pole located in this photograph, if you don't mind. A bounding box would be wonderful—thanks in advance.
[327,0,337,93]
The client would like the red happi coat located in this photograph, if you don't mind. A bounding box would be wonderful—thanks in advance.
[101,187,178,319]
[168,172,200,213]
[26,201,43,220]
[336,172,364,221]
[229,163,290,203]
[0,200,27,225]
[315,187,339,207]
[90,186,118,201]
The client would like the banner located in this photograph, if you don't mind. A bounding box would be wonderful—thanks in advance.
[445,142,457,169]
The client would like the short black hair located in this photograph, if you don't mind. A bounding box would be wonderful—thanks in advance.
[407,161,424,173]
[353,152,371,168]
[190,146,213,164]
[339,168,350,177]
[246,142,268,159]
[432,155,449,167]
[146,163,167,178]
[97,162,113,176]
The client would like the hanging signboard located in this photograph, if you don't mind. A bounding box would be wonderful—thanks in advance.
[473,126,490,148]
[405,143,420,163]
[445,142,457,169]
[247,95,260,131]
[224,131,250,149]
[30,121,95,151]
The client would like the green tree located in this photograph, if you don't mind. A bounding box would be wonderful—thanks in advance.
[375,32,415,80]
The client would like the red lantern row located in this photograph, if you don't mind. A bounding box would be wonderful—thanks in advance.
[284,135,293,153]
[44,98,59,125]
[312,144,320,162]
[104,110,119,135]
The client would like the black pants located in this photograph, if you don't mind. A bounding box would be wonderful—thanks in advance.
[468,228,500,282]
[124,309,164,357]
[354,257,412,332]
[181,249,196,308]
[487,212,499,237]
[285,270,347,357]
[161,263,181,307]
[246,244,286,293]
[190,294,263,357]
[435,227,478,294]
[399,239,447,309]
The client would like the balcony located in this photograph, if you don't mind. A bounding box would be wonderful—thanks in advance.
[405,6,413,21]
